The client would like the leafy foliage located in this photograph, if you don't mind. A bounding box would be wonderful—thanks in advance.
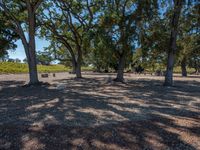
[0,0,199,80]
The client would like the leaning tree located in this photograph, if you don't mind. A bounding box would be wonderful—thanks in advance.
[0,0,43,85]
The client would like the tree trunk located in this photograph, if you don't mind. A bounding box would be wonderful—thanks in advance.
[75,49,82,78]
[115,53,125,82]
[96,66,101,72]
[195,67,200,75]
[164,0,183,86]
[165,52,175,85]
[71,58,76,74]
[75,61,82,78]
[27,10,39,85]
[181,57,187,77]
[28,55,39,84]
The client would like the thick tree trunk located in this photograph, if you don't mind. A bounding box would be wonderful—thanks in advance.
[165,52,175,85]
[115,53,125,82]
[164,0,183,86]
[75,49,82,78]
[27,10,39,85]
[75,61,82,78]
[71,58,76,74]
[67,46,82,78]
[28,54,39,84]
[181,57,187,77]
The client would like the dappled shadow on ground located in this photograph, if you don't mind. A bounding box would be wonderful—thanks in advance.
[0,76,200,149]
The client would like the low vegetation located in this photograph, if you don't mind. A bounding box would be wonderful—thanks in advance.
[0,62,195,74]
[0,62,79,74]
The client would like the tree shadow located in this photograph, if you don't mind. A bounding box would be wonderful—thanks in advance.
[0,77,200,149]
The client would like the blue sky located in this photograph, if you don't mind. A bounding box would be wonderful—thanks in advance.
[8,37,50,61]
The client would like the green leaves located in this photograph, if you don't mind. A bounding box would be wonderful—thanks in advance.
[0,12,18,58]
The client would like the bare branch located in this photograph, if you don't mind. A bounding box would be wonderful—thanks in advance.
[34,0,43,12]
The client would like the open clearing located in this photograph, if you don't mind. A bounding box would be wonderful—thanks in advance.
[0,72,200,150]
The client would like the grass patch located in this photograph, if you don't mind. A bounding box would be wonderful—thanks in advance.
[0,62,195,74]
[173,66,195,74]
[0,62,94,74]
[144,66,195,74]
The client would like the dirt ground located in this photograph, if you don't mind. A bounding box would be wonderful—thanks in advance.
[0,72,200,150]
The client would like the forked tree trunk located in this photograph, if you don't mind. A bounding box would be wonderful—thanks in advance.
[181,57,187,77]
[115,53,126,82]
[164,0,183,86]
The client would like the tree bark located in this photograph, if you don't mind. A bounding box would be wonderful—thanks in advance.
[75,61,82,78]
[115,53,126,82]
[27,6,39,85]
[195,67,200,75]
[27,55,39,84]
[164,0,183,86]
[70,59,82,78]
[71,58,76,74]
[181,57,187,77]
[75,50,82,78]
[165,52,175,85]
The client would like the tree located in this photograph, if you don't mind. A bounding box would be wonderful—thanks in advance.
[138,11,170,73]
[36,50,53,65]
[88,27,117,72]
[0,0,43,85]
[39,0,95,78]
[164,0,183,86]
[15,58,21,63]
[177,2,200,76]
[97,0,157,82]
[23,58,28,63]
[0,12,18,60]
[138,1,199,79]
[186,35,200,74]
[43,42,73,67]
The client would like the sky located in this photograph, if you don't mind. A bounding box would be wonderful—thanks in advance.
[8,37,50,61]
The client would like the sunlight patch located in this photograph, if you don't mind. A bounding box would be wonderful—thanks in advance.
[21,134,45,150]
[77,108,128,125]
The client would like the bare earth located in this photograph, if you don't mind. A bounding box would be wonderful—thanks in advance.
[0,72,200,150]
